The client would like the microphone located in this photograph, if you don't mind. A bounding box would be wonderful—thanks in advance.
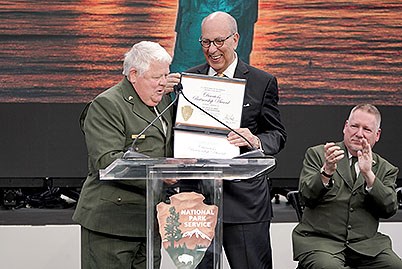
[174,83,265,158]
[123,88,181,159]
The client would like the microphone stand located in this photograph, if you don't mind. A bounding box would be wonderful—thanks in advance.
[122,88,181,159]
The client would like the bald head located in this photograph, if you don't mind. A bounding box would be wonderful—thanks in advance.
[199,11,239,74]
[201,11,238,34]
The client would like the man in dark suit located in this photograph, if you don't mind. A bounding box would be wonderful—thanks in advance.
[292,104,402,268]
[73,41,174,269]
[183,11,287,269]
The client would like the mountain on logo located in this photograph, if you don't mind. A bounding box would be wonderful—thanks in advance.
[182,228,212,241]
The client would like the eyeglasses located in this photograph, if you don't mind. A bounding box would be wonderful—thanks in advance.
[199,33,235,48]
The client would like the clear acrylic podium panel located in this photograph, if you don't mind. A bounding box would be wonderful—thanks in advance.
[100,157,276,269]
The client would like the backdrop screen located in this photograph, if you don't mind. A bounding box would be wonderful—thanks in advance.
[0,0,401,105]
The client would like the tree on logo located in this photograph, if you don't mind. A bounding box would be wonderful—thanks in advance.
[164,206,183,248]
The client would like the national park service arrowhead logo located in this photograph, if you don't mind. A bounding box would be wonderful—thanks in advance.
[181,105,193,121]
[156,192,218,268]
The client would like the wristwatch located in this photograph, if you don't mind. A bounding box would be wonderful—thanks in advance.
[320,167,333,178]
[320,167,334,188]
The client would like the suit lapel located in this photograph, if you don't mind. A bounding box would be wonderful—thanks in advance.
[353,155,378,191]
[336,142,380,191]
[234,60,249,80]
[353,170,365,191]
[194,64,209,75]
[233,60,250,126]
[337,154,354,190]
[336,142,354,189]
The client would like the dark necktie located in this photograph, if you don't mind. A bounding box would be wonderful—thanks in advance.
[351,156,358,181]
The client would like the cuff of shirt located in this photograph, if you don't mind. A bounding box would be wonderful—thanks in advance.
[365,185,373,192]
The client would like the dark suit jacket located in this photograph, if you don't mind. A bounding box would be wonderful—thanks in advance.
[292,142,399,259]
[73,77,173,237]
[186,60,287,223]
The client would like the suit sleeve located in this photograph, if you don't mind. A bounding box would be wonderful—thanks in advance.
[82,95,145,188]
[256,75,287,155]
[298,146,331,207]
[365,164,399,219]
[83,96,125,170]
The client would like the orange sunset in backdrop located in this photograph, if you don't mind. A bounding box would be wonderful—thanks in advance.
[0,0,401,105]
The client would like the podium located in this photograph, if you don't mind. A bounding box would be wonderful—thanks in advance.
[100,157,276,269]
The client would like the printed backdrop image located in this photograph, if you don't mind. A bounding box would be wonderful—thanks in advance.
[0,0,401,105]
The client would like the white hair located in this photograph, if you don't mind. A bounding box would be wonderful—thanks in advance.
[122,41,172,76]
[349,104,382,129]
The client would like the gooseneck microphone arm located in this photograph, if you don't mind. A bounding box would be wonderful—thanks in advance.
[175,83,263,155]
[122,88,181,159]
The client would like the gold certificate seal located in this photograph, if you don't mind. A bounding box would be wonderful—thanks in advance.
[181,105,193,121]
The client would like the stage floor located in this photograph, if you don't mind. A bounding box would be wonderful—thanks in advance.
[1,196,402,269]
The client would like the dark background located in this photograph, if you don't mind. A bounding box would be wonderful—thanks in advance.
[1,104,400,188]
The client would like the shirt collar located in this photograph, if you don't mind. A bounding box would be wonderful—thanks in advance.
[347,151,356,165]
[208,52,238,78]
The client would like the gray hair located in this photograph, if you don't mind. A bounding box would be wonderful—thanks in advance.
[122,41,172,76]
[349,104,382,129]
[201,11,238,34]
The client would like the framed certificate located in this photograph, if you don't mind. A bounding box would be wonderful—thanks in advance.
[175,72,246,131]
[174,73,246,158]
